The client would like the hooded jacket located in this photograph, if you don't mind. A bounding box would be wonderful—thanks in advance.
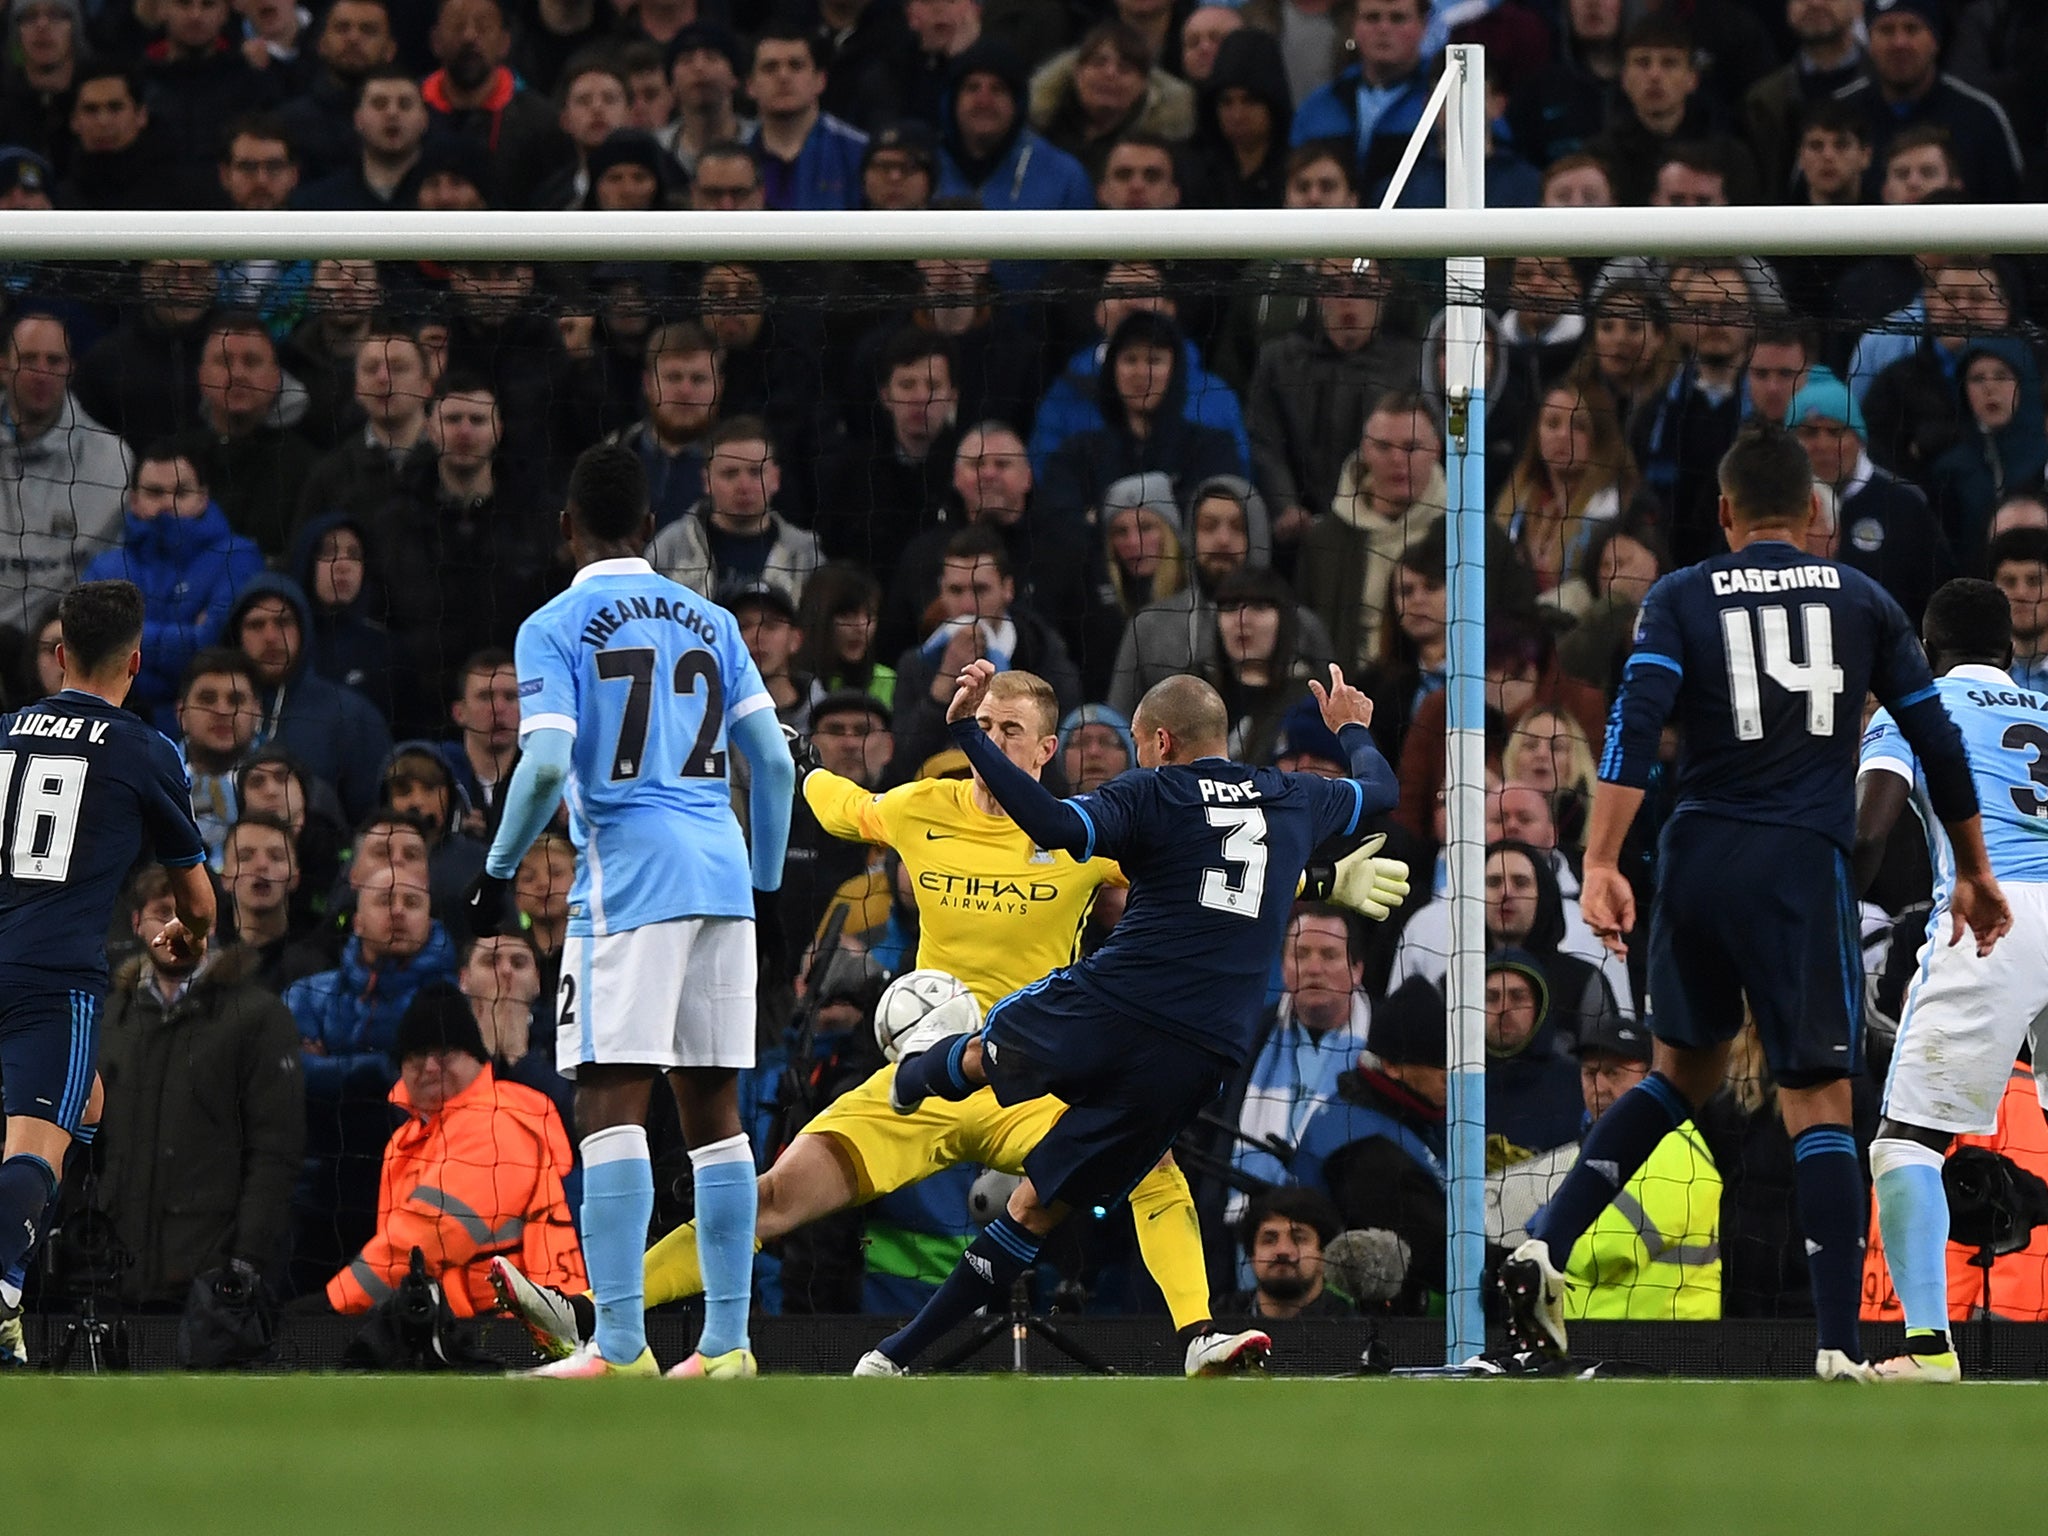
[0,391,132,633]
[1481,946,1585,1159]
[1308,1065,1449,1311]
[288,508,421,730]
[1106,475,1336,716]
[325,1060,584,1318]
[1931,337,2048,563]
[1027,45,1196,162]
[1029,334,1251,484]
[226,572,394,820]
[1248,311,1422,523]
[1192,29,1293,210]
[376,736,488,915]
[1486,836,1624,1045]
[81,498,264,730]
[1297,452,1448,675]
[421,65,573,208]
[1035,313,1244,531]
[95,947,305,1304]
[938,39,1088,201]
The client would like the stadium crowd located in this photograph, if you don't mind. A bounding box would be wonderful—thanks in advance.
[3,0,2048,1350]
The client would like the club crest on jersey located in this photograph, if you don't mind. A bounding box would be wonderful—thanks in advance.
[1028,844,1054,864]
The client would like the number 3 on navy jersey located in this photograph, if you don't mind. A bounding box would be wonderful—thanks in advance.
[0,751,86,881]
[1720,604,1844,740]
[1200,807,1269,917]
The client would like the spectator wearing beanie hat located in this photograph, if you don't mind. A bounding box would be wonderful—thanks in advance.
[1286,975,1448,1314]
[320,982,584,1317]
[0,0,81,168]
[0,145,53,208]
[1057,703,1135,794]
[1835,0,2024,203]
[581,127,672,211]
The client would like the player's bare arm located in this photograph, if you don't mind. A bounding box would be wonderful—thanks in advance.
[149,860,217,969]
[1851,768,1910,896]
[1578,781,1645,958]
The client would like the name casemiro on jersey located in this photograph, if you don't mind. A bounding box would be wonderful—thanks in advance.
[1709,566,1844,596]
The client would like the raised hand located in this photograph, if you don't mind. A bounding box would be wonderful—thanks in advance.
[1307,663,1374,734]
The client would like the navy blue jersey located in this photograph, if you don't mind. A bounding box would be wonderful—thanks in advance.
[0,691,205,991]
[1064,758,1367,1062]
[1601,540,1970,851]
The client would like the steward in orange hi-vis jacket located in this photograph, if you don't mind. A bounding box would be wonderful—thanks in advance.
[327,986,584,1317]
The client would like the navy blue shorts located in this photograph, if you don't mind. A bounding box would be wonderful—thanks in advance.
[0,987,103,1133]
[979,973,1230,1215]
[1648,815,1862,1086]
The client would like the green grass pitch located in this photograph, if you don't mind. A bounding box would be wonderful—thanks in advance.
[14,1375,2034,1535]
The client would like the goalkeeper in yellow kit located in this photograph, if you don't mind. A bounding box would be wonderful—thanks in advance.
[492,669,1407,1374]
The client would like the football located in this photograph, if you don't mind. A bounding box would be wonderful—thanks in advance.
[874,969,984,1063]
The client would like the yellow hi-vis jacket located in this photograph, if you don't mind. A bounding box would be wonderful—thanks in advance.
[1565,1122,1723,1320]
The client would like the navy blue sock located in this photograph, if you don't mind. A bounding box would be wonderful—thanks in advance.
[876,1214,1039,1367]
[1792,1124,1867,1357]
[892,1034,979,1107]
[0,1154,57,1281]
[1529,1072,1687,1270]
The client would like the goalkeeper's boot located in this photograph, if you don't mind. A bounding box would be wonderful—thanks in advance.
[524,1340,658,1378]
[1498,1238,1569,1361]
[1814,1349,1880,1382]
[1184,1328,1271,1377]
[852,1348,908,1377]
[1872,1339,1961,1383]
[666,1346,759,1379]
[489,1256,584,1361]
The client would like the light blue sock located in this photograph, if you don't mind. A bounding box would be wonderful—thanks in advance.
[690,1133,757,1358]
[581,1124,654,1365]
[1872,1137,1952,1338]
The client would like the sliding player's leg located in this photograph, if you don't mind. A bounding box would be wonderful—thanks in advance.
[860,994,1228,1374]
[969,1093,1216,1341]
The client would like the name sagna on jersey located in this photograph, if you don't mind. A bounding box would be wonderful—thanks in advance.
[1710,565,1842,596]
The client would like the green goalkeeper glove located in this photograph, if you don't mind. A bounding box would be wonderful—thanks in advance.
[1299,834,1411,922]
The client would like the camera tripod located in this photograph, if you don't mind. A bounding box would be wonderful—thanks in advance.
[927,1276,1117,1375]
[45,1291,127,1373]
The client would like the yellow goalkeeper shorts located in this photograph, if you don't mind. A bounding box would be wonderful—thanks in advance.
[803,1065,1069,1201]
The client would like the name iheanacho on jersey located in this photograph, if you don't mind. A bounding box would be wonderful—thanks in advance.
[1710,565,1843,596]
[578,593,721,649]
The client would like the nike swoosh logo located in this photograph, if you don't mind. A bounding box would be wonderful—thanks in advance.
[924,830,953,840]
[1146,1207,1169,1221]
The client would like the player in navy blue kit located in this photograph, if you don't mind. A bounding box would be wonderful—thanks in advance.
[857,658,1398,1375]
[1499,423,2011,1381]
[0,580,213,1332]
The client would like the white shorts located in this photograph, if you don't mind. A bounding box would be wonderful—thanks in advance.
[557,916,756,1077]
[1884,882,2048,1136]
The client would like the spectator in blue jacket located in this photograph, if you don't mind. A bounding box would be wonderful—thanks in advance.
[227,570,393,821]
[936,38,1093,214]
[80,438,263,732]
[285,853,459,1294]
[747,23,866,212]
[935,37,1092,294]
[1290,0,1435,194]
[1030,261,1250,479]
[1036,310,1244,530]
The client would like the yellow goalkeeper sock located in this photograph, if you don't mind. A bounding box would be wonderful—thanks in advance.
[640,1219,769,1308]
[1127,1160,1212,1332]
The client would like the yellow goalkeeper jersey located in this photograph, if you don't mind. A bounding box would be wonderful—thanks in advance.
[804,768,1124,1010]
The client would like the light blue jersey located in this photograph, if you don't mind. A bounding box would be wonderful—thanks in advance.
[515,557,773,936]
[1860,663,2048,912]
